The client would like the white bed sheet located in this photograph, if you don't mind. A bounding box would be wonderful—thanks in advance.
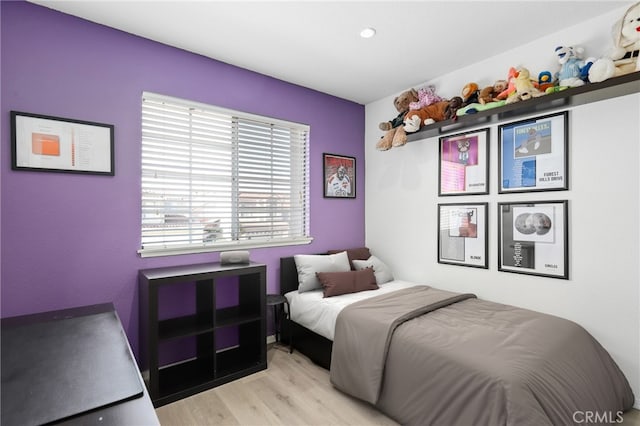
[285,280,422,340]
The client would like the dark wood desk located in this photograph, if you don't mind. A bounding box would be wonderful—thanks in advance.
[1,303,159,426]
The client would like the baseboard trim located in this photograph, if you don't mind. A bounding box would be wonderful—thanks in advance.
[267,334,276,345]
[634,397,640,410]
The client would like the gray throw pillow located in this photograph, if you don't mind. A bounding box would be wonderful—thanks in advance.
[352,255,394,285]
[294,251,351,292]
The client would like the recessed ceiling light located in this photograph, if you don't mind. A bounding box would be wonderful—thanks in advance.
[360,27,376,39]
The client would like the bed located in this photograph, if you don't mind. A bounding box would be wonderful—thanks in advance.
[279,253,635,426]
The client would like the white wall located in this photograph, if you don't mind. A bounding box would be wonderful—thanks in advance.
[365,5,640,407]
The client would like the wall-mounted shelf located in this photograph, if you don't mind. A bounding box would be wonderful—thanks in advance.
[406,71,640,142]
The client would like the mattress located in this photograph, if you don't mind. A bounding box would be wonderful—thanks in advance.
[285,280,421,340]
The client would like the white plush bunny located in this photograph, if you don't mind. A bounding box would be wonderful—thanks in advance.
[589,2,640,82]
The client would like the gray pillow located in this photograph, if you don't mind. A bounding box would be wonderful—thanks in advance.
[294,251,351,292]
[352,255,394,285]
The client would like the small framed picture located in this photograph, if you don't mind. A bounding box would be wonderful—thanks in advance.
[438,202,488,269]
[498,111,568,193]
[438,128,489,196]
[323,153,355,198]
[498,200,568,279]
[11,110,115,175]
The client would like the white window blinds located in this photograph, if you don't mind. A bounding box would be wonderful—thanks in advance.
[139,92,311,257]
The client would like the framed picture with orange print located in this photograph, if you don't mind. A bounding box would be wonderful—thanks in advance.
[11,111,114,176]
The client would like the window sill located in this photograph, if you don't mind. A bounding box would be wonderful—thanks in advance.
[138,237,314,258]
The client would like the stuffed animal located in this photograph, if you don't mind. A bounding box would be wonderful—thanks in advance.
[506,68,545,104]
[456,99,506,116]
[589,2,640,82]
[554,45,587,87]
[377,89,419,150]
[537,71,555,92]
[403,100,450,133]
[457,80,508,116]
[495,67,519,100]
[409,85,445,110]
[444,96,464,120]
[581,57,596,81]
[461,82,480,105]
[478,80,508,104]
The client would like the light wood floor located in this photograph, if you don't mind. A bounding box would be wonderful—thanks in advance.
[157,344,640,426]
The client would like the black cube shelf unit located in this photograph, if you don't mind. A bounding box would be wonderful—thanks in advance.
[138,262,266,407]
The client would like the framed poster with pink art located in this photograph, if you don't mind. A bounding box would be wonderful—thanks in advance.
[438,128,489,196]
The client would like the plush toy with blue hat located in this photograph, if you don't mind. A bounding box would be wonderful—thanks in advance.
[554,45,587,88]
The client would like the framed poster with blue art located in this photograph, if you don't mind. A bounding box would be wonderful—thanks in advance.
[498,111,568,193]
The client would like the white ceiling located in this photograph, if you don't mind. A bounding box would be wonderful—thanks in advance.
[29,1,628,104]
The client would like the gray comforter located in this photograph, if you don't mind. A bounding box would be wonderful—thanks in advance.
[330,286,634,426]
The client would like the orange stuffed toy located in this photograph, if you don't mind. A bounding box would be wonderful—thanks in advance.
[403,100,450,133]
[495,67,518,100]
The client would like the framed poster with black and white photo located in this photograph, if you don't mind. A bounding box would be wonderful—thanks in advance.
[438,202,488,269]
[498,200,568,279]
[498,111,568,193]
[438,128,489,196]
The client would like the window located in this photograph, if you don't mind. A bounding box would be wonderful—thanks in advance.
[139,92,311,257]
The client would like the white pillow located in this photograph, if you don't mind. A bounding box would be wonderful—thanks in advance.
[294,251,351,292]
[352,255,394,285]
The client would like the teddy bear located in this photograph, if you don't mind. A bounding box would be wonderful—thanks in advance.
[554,45,587,88]
[409,85,445,110]
[589,1,640,83]
[403,100,450,133]
[376,89,419,150]
[506,68,545,104]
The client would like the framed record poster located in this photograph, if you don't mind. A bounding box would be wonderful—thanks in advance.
[498,200,568,279]
[438,202,488,269]
[498,111,568,193]
[438,128,489,196]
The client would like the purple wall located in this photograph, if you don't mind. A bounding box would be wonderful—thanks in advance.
[0,2,365,359]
